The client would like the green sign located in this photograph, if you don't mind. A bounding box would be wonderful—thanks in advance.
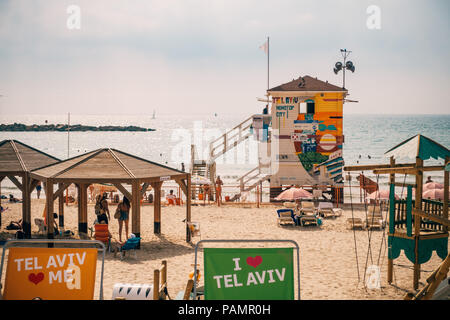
[204,248,294,300]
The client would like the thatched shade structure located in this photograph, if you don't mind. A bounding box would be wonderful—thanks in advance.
[30,148,192,242]
[0,140,60,237]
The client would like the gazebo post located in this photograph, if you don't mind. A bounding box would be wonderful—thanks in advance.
[58,182,65,231]
[152,181,162,234]
[414,157,423,290]
[186,175,191,243]
[22,172,32,239]
[80,183,88,235]
[387,156,395,284]
[132,181,141,243]
[46,179,54,241]
[0,176,3,227]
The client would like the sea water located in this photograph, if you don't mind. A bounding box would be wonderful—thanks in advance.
[0,113,449,201]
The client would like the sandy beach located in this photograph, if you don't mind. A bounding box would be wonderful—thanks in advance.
[1,199,447,300]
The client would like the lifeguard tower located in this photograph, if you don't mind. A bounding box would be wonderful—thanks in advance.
[191,75,349,202]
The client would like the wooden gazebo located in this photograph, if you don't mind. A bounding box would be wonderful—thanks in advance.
[0,140,60,237]
[30,148,192,242]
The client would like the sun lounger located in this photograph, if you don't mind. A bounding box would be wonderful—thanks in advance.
[365,213,385,230]
[332,208,343,217]
[346,218,364,230]
[317,202,335,218]
[283,201,296,208]
[298,214,319,226]
[300,201,316,215]
[277,209,296,226]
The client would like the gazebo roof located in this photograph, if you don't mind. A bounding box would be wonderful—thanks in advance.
[0,140,60,175]
[384,134,450,161]
[30,148,187,183]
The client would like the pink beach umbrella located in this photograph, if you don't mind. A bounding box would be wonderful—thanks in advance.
[422,188,449,201]
[275,187,313,201]
[368,189,399,200]
[423,182,444,191]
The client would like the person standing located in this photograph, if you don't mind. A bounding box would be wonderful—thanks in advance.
[95,193,110,224]
[215,176,223,206]
[202,184,210,205]
[116,196,130,242]
[36,182,42,199]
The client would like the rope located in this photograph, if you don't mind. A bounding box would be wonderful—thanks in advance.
[362,173,381,289]
[348,173,361,283]
[390,173,408,288]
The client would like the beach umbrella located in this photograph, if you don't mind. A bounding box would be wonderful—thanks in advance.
[423,182,444,191]
[422,188,449,200]
[191,175,211,185]
[275,187,313,201]
[368,189,399,200]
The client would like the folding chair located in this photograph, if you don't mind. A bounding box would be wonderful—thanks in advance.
[277,209,297,226]
[94,223,111,252]
[118,237,141,260]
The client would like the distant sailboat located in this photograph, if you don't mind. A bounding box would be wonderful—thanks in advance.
[152,110,156,119]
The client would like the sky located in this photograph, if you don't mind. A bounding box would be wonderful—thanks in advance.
[0,0,449,116]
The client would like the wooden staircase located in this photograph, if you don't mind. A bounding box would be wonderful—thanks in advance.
[208,115,254,163]
[191,115,272,202]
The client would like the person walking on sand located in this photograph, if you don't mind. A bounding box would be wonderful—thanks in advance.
[36,182,42,199]
[215,176,223,206]
[116,196,130,242]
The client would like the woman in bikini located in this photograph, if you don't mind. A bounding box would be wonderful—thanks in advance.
[117,196,130,242]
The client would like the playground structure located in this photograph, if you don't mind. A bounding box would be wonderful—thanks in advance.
[344,134,449,291]
[190,75,349,204]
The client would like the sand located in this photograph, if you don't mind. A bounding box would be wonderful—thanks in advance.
[0,199,447,300]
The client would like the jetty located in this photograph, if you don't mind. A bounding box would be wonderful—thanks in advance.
[0,123,155,132]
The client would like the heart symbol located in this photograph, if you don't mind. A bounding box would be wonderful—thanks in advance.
[246,256,262,268]
[28,272,44,285]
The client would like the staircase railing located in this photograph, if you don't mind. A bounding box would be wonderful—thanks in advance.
[209,115,254,163]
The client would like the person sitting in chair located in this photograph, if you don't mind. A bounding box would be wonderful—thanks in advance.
[166,190,176,205]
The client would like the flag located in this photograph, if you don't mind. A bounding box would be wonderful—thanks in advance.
[259,40,268,54]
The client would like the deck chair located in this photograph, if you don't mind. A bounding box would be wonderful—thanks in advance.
[94,223,111,251]
[118,237,141,260]
[277,209,297,226]
[346,218,364,230]
[300,201,316,215]
[332,208,343,217]
[298,213,319,227]
[317,202,335,218]
[365,213,385,230]
[283,201,296,208]
[34,218,46,235]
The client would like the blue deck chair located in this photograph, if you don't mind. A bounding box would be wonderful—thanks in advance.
[119,237,141,260]
[277,209,298,226]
